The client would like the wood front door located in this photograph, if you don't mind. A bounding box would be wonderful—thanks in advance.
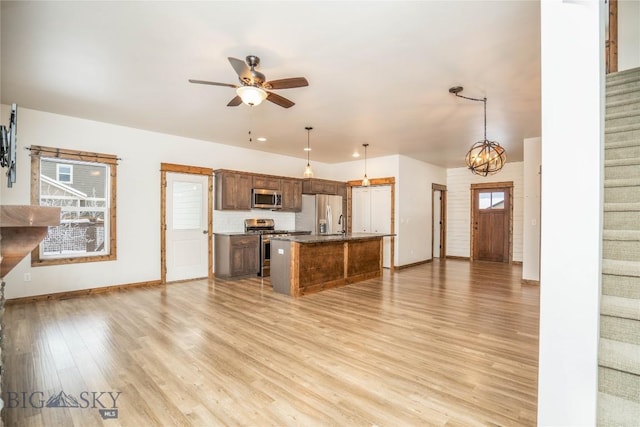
[472,184,512,262]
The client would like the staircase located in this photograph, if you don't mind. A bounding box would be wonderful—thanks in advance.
[599,66,640,425]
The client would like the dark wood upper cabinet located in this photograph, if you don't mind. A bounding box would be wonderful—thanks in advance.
[302,178,347,196]
[214,170,252,210]
[214,170,343,212]
[252,175,281,190]
[281,178,303,211]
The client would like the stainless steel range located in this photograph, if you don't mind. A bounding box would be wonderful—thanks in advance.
[244,219,310,277]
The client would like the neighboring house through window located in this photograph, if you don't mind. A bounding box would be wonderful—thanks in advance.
[56,163,73,183]
[30,145,118,266]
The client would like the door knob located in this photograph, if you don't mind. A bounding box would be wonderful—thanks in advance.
[202,230,208,234]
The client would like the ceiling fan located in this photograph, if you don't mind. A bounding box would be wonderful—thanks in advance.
[189,55,309,108]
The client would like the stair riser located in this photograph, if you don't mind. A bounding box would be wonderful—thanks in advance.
[606,98,640,115]
[604,145,640,160]
[605,128,640,143]
[602,274,640,299]
[606,114,640,129]
[605,186,640,203]
[603,240,640,262]
[605,164,640,179]
[604,211,640,230]
[607,78,640,91]
[598,367,640,403]
[605,144,640,161]
[607,89,640,103]
[600,315,640,345]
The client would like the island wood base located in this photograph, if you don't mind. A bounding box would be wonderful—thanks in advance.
[271,236,383,297]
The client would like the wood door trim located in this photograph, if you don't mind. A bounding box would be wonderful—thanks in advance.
[606,0,618,74]
[432,184,447,259]
[470,182,513,263]
[160,163,214,284]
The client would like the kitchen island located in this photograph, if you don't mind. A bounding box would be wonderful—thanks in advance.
[270,233,385,296]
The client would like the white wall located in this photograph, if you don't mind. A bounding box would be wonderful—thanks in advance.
[331,154,446,267]
[538,0,603,425]
[0,106,448,297]
[523,137,541,282]
[397,155,446,265]
[446,162,524,261]
[619,0,640,71]
[0,105,331,299]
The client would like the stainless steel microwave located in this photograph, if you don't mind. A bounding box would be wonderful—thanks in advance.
[252,189,282,209]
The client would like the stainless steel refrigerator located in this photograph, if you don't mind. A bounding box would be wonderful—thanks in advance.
[295,194,344,234]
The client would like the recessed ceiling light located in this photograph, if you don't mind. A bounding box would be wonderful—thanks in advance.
[257,137,267,142]
[352,152,360,158]
[304,147,312,152]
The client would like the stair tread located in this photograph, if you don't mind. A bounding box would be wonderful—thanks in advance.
[605,123,640,133]
[605,158,640,167]
[604,202,640,211]
[606,109,640,121]
[602,259,640,277]
[605,139,640,149]
[599,338,640,375]
[603,230,640,241]
[601,295,640,321]
[598,392,640,423]
[606,97,640,108]
[604,178,640,187]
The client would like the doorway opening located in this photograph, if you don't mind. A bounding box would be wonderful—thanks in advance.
[432,183,447,259]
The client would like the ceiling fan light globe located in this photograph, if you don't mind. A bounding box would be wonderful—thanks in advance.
[236,86,267,106]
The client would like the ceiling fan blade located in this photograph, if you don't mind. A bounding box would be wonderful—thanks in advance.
[227,95,242,107]
[228,57,252,81]
[264,77,309,90]
[266,91,295,108]
[188,79,237,88]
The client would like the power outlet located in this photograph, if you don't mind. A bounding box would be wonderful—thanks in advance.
[23,272,31,282]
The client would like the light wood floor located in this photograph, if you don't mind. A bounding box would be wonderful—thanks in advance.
[2,259,539,426]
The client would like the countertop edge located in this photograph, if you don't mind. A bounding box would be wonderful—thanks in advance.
[270,233,393,243]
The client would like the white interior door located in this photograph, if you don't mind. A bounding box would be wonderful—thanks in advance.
[370,186,392,268]
[351,187,371,232]
[434,190,442,258]
[352,185,392,268]
[166,173,209,281]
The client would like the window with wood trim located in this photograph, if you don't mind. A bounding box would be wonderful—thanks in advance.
[30,145,118,266]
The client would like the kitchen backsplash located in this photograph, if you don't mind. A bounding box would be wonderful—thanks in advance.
[214,210,296,232]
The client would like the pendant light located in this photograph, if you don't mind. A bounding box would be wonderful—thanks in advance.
[303,126,314,178]
[449,86,507,176]
[362,143,370,186]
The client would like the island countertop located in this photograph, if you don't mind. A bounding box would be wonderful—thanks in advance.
[269,232,391,244]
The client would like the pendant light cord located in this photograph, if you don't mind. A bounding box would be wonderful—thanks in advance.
[306,126,312,166]
[452,91,488,141]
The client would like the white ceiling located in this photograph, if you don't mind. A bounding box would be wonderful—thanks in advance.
[1,1,541,167]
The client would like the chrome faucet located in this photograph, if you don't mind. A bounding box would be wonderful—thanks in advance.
[338,214,346,234]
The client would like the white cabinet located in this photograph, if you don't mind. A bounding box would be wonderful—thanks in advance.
[352,185,392,268]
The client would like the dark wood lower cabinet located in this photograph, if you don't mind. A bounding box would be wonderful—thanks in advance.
[214,234,259,278]
[271,236,383,297]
